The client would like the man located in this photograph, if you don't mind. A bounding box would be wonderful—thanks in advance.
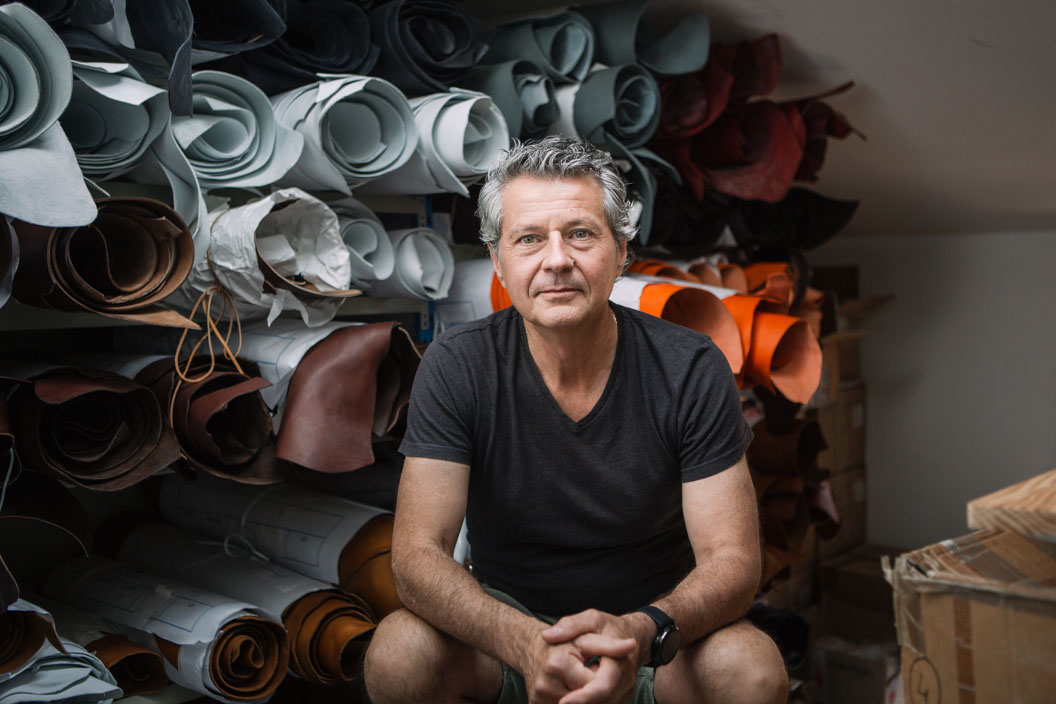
[364,137,787,704]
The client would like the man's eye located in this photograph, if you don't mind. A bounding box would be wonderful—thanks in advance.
[518,234,537,245]
[571,230,592,239]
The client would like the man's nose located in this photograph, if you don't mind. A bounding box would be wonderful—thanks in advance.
[541,233,573,270]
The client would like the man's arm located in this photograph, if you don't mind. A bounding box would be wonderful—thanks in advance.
[391,456,636,700]
[541,455,760,701]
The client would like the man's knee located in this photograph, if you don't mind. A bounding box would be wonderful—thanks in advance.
[364,608,501,704]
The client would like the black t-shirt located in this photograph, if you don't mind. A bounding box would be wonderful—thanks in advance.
[399,303,752,616]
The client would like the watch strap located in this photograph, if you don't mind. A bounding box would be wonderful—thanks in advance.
[636,605,674,630]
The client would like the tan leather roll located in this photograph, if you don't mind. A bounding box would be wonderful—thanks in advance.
[11,198,196,328]
[87,633,167,696]
[282,589,376,684]
[277,323,420,473]
[337,514,400,618]
[8,367,180,490]
[0,608,59,675]
[135,357,286,485]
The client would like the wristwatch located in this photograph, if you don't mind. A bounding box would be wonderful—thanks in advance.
[636,605,681,666]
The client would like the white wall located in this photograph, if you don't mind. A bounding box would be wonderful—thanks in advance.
[810,231,1056,549]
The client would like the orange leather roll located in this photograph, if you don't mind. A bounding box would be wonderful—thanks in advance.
[742,262,791,293]
[338,514,400,619]
[637,282,743,373]
[747,420,827,477]
[745,312,822,403]
[719,263,748,293]
[490,272,511,311]
[88,634,168,697]
[686,261,723,287]
[282,589,376,684]
[626,259,699,283]
[156,614,288,702]
[0,606,62,675]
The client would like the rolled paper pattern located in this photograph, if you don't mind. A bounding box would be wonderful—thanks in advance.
[134,356,287,485]
[481,11,595,84]
[157,474,401,619]
[171,70,304,189]
[575,0,711,76]
[271,321,421,474]
[366,227,454,301]
[7,366,181,490]
[459,59,558,139]
[232,0,379,96]
[118,522,376,685]
[360,89,508,197]
[0,3,95,227]
[31,595,168,697]
[328,197,395,287]
[45,555,289,704]
[272,75,418,193]
[11,198,196,328]
[368,0,486,95]
[171,188,357,327]
[61,60,168,180]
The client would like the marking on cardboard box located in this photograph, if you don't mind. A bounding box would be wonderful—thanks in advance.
[908,657,941,704]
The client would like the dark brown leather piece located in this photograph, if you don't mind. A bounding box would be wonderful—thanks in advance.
[8,367,180,490]
[11,198,197,328]
[0,472,93,556]
[135,357,287,485]
[87,633,168,696]
[277,323,420,474]
[281,588,375,684]
[337,514,400,619]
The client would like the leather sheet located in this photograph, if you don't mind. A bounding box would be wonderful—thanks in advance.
[173,69,304,189]
[551,63,660,148]
[481,11,595,84]
[368,0,487,96]
[276,321,420,474]
[575,0,711,76]
[728,187,860,251]
[134,356,286,485]
[0,600,64,676]
[784,82,863,182]
[228,0,379,96]
[272,75,419,193]
[118,522,376,685]
[0,217,16,310]
[360,89,509,197]
[12,0,114,25]
[606,142,676,246]
[459,59,558,139]
[7,366,180,490]
[0,3,96,228]
[337,513,400,619]
[11,197,196,328]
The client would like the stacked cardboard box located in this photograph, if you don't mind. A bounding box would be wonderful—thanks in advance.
[887,469,1056,703]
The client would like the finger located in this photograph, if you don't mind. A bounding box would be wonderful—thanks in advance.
[541,610,603,643]
[558,658,632,704]
[541,646,596,692]
[571,634,637,659]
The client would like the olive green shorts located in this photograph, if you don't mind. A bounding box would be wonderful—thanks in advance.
[483,585,657,704]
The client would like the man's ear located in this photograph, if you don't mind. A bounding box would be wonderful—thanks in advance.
[489,243,505,287]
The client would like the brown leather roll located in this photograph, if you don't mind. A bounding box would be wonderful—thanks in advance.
[135,357,287,485]
[8,367,180,490]
[155,613,288,702]
[11,198,196,328]
[337,514,399,619]
[754,473,811,586]
[0,607,64,675]
[282,589,376,684]
[277,323,420,474]
[87,633,168,696]
[747,419,827,477]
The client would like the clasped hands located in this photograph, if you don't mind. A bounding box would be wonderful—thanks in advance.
[521,609,649,704]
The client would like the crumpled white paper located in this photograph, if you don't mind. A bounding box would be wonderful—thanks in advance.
[366,227,454,301]
[0,3,95,227]
[173,70,304,189]
[272,75,418,193]
[360,89,509,197]
[169,187,356,327]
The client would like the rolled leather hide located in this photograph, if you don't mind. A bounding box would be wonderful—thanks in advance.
[11,198,196,328]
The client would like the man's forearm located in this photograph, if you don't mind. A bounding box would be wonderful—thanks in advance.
[392,544,544,671]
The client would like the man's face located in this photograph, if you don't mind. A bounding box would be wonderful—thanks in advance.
[490,176,627,331]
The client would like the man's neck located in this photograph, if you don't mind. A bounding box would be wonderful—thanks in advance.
[523,308,619,391]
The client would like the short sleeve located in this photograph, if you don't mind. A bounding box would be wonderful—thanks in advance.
[398,338,476,465]
[677,343,753,482]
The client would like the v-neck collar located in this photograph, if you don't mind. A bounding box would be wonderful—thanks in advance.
[517,304,623,432]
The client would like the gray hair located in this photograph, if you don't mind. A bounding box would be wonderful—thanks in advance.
[476,136,638,248]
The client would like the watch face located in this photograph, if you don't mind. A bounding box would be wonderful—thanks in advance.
[658,626,681,665]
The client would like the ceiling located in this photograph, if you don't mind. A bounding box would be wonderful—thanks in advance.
[462,0,1056,237]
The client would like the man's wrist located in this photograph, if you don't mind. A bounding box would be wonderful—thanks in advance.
[623,610,657,667]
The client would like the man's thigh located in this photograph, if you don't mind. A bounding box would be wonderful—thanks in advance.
[364,608,504,704]
[654,619,788,704]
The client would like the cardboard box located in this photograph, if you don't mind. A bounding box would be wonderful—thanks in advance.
[967,467,1056,540]
[812,636,903,704]
[887,530,1056,703]
[817,466,867,561]
[816,385,866,472]
[820,545,901,643]
[807,294,892,408]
